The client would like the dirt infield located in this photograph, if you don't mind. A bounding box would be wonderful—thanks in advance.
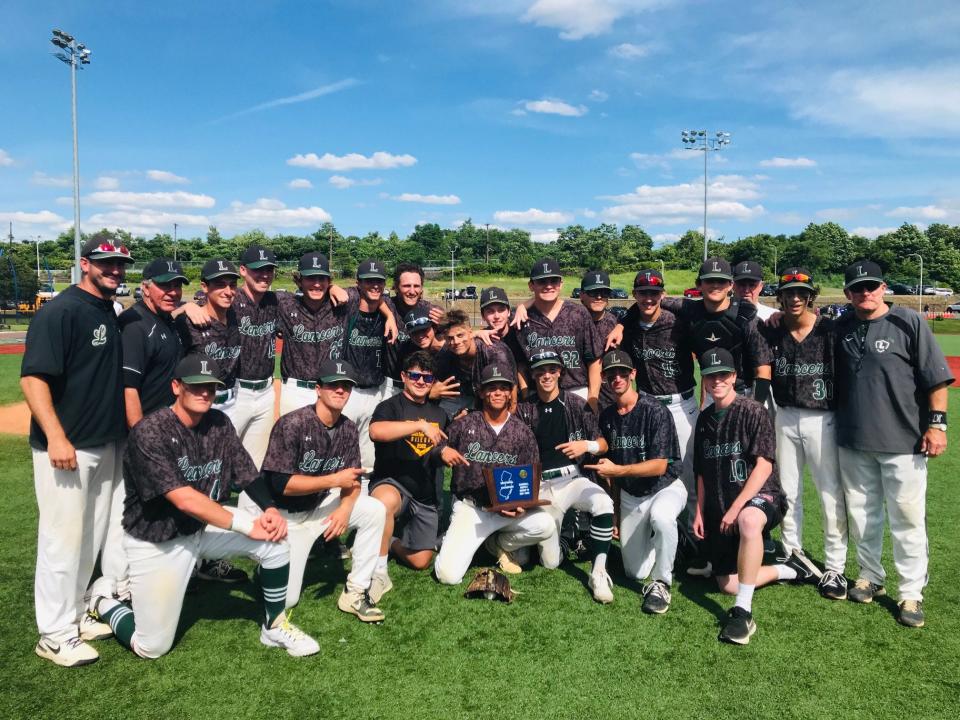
[0,402,30,435]
[949,357,960,378]
[0,344,25,355]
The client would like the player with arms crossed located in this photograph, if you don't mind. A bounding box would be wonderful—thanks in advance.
[434,364,558,585]
[89,354,320,658]
[693,348,814,645]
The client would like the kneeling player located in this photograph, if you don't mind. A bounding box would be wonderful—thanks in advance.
[586,351,685,614]
[693,348,810,645]
[368,351,458,601]
[90,354,319,658]
[245,359,387,622]
[434,364,557,584]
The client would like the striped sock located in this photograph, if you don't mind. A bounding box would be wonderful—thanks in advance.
[99,598,135,649]
[259,564,290,626]
[589,513,615,572]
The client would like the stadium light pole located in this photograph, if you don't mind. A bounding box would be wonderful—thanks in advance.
[51,29,91,284]
[908,252,923,312]
[173,222,178,260]
[450,244,458,300]
[681,129,731,261]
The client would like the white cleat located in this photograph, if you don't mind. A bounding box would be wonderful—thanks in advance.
[368,571,394,604]
[79,612,113,641]
[260,613,320,657]
[35,637,99,667]
[588,570,615,604]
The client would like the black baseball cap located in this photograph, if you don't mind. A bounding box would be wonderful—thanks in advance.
[143,258,188,284]
[581,270,611,291]
[733,260,763,282]
[175,353,225,386]
[479,363,515,386]
[201,259,240,282]
[240,245,278,269]
[530,257,562,281]
[357,258,387,280]
[633,269,665,290]
[778,266,815,292]
[404,309,434,333]
[699,348,736,376]
[529,350,564,371]
[297,252,331,277]
[480,287,510,309]
[602,350,634,372]
[844,260,884,290]
[81,234,134,263]
[318,359,358,385]
[698,257,733,281]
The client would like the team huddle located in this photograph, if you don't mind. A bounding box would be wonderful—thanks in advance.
[22,236,952,666]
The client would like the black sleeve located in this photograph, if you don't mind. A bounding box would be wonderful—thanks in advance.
[174,314,194,353]
[121,318,148,389]
[265,470,294,499]
[244,473,278,510]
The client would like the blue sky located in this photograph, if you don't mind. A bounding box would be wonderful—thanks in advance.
[2,0,959,251]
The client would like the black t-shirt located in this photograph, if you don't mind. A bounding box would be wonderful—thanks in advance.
[175,309,242,387]
[759,315,836,410]
[22,285,126,450]
[122,408,258,543]
[598,394,680,497]
[534,396,569,471]
[260,406,362,513]
[120,301,182,416]
[371,393,450,503]
[234,290,279,381]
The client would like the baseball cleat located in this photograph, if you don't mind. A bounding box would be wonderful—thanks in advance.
[588,570,614,604]
[79,612,113,641]
[817,570,848,601]
[337,588,385,623]
[783,551,822,584]
[197,559,249,584]
[641,580,672,615]
[897,600,925,628]
[368,571,394,604]
[718,606,756,645]
[848,578,886,604]
[260,613,320,657]
[483,535,522,575]
[35,636,99,667]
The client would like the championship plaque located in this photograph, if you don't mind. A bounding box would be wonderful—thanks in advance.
[482,463,550,511]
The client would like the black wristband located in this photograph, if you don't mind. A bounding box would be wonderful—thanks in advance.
[752,377,771,404]
[929,410,947,426]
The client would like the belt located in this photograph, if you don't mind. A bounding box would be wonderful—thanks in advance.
[214,386,237,405]
[292,378,316,390]
[656,388,695,405]
[239,378,271,391]
[542,464,578,481]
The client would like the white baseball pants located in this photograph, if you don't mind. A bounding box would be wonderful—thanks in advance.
[343,381,393,471]
[225,381,276,469]
[619,479,687,585]
[279,378,317,417]
[89,439,130,602]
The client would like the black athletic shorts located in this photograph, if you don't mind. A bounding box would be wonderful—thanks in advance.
[705,494,782,577]
[369,479,440,552]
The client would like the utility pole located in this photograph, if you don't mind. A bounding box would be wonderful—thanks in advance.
[173,222,178,260]
[485,223,490,265]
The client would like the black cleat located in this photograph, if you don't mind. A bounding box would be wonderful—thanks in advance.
[197,559,249,584]
[641,580,671,614]
[719,606,756,645]
[897,600,924,628]
[784,551,822,584]
[818,570,848,600]
[848,578,886,604]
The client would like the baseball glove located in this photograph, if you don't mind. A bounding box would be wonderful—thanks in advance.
[464,568,517,603]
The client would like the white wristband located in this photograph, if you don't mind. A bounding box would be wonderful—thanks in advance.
[230,512,255,537]
[585,440,600,454]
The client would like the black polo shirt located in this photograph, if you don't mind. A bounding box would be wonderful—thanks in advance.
[120,301,183,416]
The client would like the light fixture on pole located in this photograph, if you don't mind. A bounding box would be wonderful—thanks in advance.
[907,252,923,311]
[681,129,731,261]
[51,29,91,284]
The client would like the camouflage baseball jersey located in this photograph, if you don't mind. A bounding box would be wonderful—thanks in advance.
[693,396,785,520]
[233,289,279,381]
[275,291,348,382]
[175,309,242,387]
[122,407,258,543]
[434,338,517,410]
[516,300,603,390]
[447,411,539,506]
[598,394,680,498]
[759,315,836,410]
[260,405,361,513]
[593,310,619,411]
[620,305,696,396]
[341,306,388,387]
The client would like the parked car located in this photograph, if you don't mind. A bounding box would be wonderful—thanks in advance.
[683,287,702,299]
[609,306,628,321]
[760,283,778,296]
[133,287,143,301]
[571,288,581,298]
[946,303,960,313]
[888,282,915,295]
[461,285,478,299]
[610,288,628,299]
[115,283,129,296]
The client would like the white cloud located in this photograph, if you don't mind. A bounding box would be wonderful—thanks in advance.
[599,175,765,224]
[531,230,559,243]
[215,198,332,230]
[609,42,649,59]
[0,149,13,167]
[211,78,359,123]
[652,232,680,244]
[0,210,66,225]
[521,0,667,40]
[390,193,462,205]
[86,190,216,209]
[851,226,899,239]
[582,208,598,218]
[31,171,72,188]
[288,178,313,189]
[329,175,383,190]
[94,176,119,190]
[815,207,858,221]
[885,205,949,220]
[146,169,189,185]
[287,151,417,171]
[522,98,588,117]
[87,209,211,236]
[759,156,817,168]
[629,149,700,169]
[494,208,574,225]
[589,89,609,102]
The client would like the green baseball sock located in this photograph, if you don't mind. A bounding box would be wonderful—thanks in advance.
[258,564,289,627]
[99,599,135,649]
[590,513,615,573]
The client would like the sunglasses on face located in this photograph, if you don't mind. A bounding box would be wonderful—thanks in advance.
[603,368,632,380]
[322,381,354,391]
[584,289,611,298]
[849,281,881,293]
[405,371,435,384]
[533,277,561,287]
[781,272,812,284]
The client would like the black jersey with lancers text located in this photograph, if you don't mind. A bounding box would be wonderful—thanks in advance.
[759,315,836,410]
[233,290,279,381]
[516,301,602,390]
[598,394,680,498]
[260,406,362,514]
[620,305,695,396]
[276,291,347,382]
[176,310,242,387]
[340,303,388,388]
[122,408,258,543]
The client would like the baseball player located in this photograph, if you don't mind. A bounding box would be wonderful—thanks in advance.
[242,359,388,621]
[759,268,846,599]
[505,351,615,603]
[733,260,776,321]
[578,270,619,413]
[22,235,133,666]
[835,260,952,627]
[692,348,814,645]
[585,350,685,614]
[480,287,531,390]
[368,351,461,601]
[388,262,444,344]
[88,353,320,658]
[434,364,558,585]
[386,308,445,385]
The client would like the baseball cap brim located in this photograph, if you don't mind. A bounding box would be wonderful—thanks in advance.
[530,272,562,281]
[319,373,357,385]
[87,251,134,263]
[298,268,331,277]
[480,298,509,309]
[150,272,189,283]
[202,270,240,281]
[581,283,610,291]
[844,275,884,290]
[733,273,762,282]
[242,260,278,269]
[480,375,515,386]
[357,272,386,280]
[699,272,733,281]
[178,374,225,386]
[778,280,815,292]
[530,358,564,370]
[700,362,735,376]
